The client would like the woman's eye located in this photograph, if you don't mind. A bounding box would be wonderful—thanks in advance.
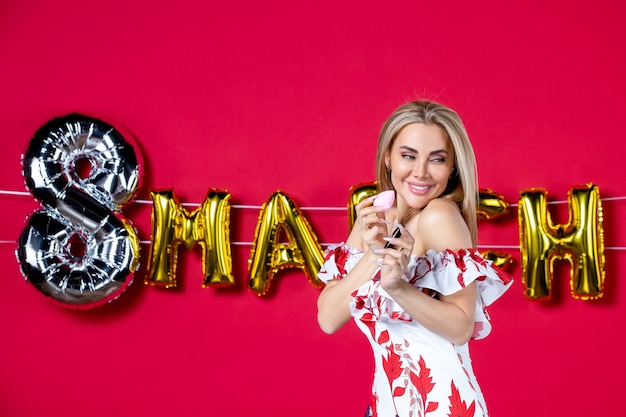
[431,157,446,163]
[402,153,415,160]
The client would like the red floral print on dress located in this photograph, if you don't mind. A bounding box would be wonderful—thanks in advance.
[411,356,439,414]
[333,245,351,276]
[316,244,513,416]
[447,381,476,417]
[317,243,364,283]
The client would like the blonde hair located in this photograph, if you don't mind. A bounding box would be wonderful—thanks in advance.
[375,100,479,247]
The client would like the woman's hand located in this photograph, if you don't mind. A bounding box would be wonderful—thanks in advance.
[353,196,389,252]
[378,223,415,292]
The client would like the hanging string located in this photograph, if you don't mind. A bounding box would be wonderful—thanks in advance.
[2,188,625,250]
[3,189,626,208]
[0,190,347,211]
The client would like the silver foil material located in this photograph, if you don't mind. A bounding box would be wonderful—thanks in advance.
[16,114,142,309]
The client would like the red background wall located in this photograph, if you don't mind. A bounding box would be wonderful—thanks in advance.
[1,1,624,416]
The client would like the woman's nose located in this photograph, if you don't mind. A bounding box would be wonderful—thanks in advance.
[412,159,427,178]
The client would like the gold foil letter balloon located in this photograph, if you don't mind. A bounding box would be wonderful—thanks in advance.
[247,191,324,296]
[347,182,378,230]
[477,188,510,220]
[482,251,514,271]
[145,189,234,288]
[518,184,605,301]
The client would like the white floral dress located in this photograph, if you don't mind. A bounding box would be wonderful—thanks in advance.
[318,244,513,417]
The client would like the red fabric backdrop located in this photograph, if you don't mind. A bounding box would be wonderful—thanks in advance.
[1,1,624,416]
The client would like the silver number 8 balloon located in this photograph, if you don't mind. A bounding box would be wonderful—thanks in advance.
[16,113,142,309]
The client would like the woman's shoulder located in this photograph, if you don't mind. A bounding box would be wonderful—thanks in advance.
[413,198,471,252]
[419,197,462,224]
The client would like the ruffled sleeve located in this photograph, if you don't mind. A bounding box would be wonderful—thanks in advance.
[317,242,364,284]
[406,248,514,340]
[350,248,513,341]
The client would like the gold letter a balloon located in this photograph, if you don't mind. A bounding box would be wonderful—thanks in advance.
[248,191,325,296]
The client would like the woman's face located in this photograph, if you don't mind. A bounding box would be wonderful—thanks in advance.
[385,122,455,212]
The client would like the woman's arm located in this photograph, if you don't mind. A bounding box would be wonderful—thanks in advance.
[379,198,477,345]
[383,278,477,345]
[316,242,380,334]
[317,196,389,334]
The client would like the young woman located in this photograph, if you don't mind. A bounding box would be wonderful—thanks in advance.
[317,100,513,416]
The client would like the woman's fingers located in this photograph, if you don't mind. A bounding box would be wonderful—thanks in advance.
[355,196,392,250]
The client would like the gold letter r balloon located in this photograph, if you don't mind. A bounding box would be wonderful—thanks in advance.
[518,183,605,301]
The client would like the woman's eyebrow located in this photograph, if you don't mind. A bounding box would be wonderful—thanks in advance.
[399,145,418,153]
[399,145,449,155]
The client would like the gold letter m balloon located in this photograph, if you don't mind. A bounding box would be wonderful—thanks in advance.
[145,189,234,289]
[518,184,605,301]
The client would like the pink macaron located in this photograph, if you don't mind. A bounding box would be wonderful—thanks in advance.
[373,190,395,211]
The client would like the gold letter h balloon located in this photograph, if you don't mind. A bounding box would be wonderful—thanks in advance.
[518,184,605,301]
